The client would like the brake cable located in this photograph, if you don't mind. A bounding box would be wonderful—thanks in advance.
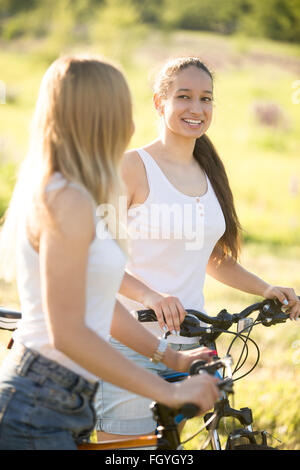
[178,411,218,448]
[224,322,261,382]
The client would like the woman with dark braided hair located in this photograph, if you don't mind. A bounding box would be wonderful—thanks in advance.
[95,57,300,441]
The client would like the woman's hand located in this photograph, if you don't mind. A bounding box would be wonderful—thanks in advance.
[174,346,216,373]
[142,290,186,335]
[169,374,220,415]
[162,344,216,374]
[263,285,300,320]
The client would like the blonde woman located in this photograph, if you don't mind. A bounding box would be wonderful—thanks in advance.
[0,56,220,450]
[96,56,300,441]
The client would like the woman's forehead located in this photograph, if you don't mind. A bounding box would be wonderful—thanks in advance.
[170,66,213,93]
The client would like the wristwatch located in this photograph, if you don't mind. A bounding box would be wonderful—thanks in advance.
[150,338,169,364]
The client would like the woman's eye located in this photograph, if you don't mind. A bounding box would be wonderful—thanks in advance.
[177,95,190,99]
[202,97,213,102]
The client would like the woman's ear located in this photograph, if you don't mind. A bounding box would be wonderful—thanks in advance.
[153,93,164,116]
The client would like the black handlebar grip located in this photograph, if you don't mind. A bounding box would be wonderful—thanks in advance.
[179,403,200,419]
[0,307,22,319]
[189,360,209,376]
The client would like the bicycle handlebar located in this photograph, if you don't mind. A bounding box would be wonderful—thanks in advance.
[0,307,22,331]
[153,375,233,425]
[148,297,299,449]
[136,297,297,342]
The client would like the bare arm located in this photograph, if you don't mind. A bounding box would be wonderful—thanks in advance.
[119,271,186,334]
[206,246,270,297]
[207,245,300,319]
[39,186,220,411]
[119,151,186,333]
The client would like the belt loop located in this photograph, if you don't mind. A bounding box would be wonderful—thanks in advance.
[91,381,99,400]
[15,345,39,377]
[72,376,85,394]
[72,376,97,398]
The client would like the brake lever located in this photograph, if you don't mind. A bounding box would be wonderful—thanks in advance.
[189,356,233,376]
[187,308,233,330]
[189,356,234,394]
[179,314,212,338]
[258,299,289,326]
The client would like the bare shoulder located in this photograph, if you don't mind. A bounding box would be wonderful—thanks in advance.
[121,149,146,181]
[45,184,95,242]
[121,149,149,206]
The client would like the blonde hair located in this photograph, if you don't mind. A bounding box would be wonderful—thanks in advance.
[0,55,133,281]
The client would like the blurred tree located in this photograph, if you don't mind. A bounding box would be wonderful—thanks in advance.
[161,0,245,34]
[131,0,162,24]
[0,0,37,17]
[90,0,147,66]
[239,0,300,42]
[161,0,300,42]
[0,0,299,42]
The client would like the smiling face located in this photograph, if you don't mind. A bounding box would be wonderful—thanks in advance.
[155,65,214,140]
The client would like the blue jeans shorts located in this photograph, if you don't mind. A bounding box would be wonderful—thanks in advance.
[94,337,199,435]
[0,344,98,450]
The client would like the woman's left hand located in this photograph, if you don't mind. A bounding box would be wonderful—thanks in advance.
[263,285,300,321]
[174,346,217,373]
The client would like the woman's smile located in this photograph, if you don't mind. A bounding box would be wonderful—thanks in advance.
[181,117,205,129]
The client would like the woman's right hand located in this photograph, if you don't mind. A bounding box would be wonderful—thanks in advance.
[142,290,186,335]
[169,374,221,415]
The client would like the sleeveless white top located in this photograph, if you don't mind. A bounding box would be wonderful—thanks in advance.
[14,173,126,382]
[117,148,226,344]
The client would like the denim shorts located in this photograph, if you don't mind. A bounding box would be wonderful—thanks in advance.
[94,337,199,435]
[0,344,98,450]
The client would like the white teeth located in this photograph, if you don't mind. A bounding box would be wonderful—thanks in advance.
[183,119,203,124]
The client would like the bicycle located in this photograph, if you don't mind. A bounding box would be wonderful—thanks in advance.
[133,297,294,450]
[0,297,297,450]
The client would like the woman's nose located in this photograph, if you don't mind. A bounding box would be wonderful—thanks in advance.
[188,100,204,115]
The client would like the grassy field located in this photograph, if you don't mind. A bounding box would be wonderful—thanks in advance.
[0,29,299,449]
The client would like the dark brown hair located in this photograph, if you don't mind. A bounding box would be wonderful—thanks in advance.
[154,57,242,261]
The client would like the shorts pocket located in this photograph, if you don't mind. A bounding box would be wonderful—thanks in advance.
[36,383,87,415]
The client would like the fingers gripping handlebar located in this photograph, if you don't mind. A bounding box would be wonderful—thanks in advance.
[152,355,234,439]
[0,297,296,333]
[137,297,293,340]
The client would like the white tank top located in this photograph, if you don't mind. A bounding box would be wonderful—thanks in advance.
[14,173,126,382]
[117,148,226,344]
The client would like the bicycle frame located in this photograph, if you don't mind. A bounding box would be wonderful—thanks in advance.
[78,435,159,450]
[196,334,262,450]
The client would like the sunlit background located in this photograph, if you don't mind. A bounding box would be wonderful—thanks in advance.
[0,0,299,449]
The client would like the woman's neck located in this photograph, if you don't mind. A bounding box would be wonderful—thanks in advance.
[155,130,196,166]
